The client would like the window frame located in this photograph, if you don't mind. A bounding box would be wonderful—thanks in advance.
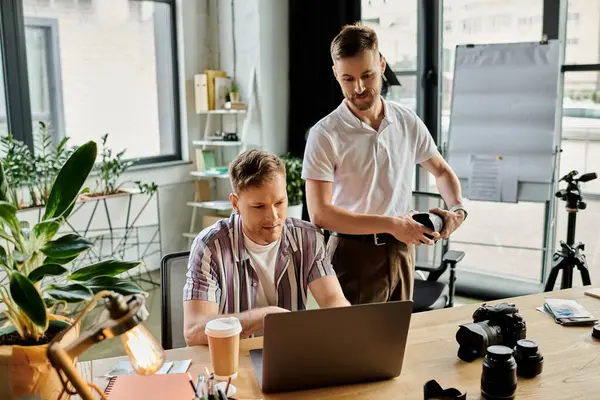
[0,0,182,165]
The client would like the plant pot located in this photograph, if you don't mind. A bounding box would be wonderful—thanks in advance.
[288,204,303,220]
[79,187,140,201]
[230,92,241,103]
[0,317,80,400]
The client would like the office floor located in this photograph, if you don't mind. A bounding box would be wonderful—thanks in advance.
[79,270,482,362]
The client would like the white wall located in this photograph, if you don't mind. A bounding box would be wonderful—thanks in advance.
[217,0,289,155]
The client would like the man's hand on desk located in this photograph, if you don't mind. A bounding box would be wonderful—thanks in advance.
[429,207,465,239]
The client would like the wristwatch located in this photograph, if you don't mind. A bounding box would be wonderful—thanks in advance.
[449,204,468,221]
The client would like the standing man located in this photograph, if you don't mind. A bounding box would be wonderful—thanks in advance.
[302,23,467,305]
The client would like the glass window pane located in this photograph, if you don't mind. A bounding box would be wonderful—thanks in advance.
[441,0,545,282]
[559,72,600,286]
[361,0,418,72]
[565,0,600,65]
[23,0,178,160]
[384,75,417,112]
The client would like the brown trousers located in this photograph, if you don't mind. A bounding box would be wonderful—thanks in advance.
[327,236,415,304]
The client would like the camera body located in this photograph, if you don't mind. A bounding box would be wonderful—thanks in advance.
[456,302,527,362]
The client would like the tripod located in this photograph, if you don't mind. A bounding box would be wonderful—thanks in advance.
[544,171,597,291]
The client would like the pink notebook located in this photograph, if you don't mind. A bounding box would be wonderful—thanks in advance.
[105,373,195,399]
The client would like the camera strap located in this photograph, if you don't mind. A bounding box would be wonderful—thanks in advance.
[423,379,467,400]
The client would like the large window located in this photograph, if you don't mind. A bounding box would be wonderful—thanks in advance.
[362,0,418,111]
[2,0,180,163]
[558,0,600,287]
[440,0,547,283]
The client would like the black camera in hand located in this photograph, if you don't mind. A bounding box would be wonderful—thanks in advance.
[456,302,527,362]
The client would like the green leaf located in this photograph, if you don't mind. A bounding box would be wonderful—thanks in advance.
[28,264,69,283]
[84,276,143,296]
[10,271,48,329]
[0,228,16,245]
[33,218,63,243]
[43,141,97,221]
[45,283,93,303]
[0,245,7,266]
[0,201,21,238]
[69,260,142,282]
[43,253,80,266]
[41,234,93,259]
[0,162,10,203]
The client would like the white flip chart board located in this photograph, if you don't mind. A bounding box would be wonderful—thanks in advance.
[447,40,561,202]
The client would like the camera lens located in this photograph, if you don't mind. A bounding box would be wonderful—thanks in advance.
[456,321,504,361]
[481,345,517,400]
[592,324,600,339]
[513,339,543,378]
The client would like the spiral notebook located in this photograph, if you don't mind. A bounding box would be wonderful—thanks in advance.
[104,373,195,399]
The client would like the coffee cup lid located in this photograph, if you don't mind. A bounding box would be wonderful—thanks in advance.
[205,317,242,338]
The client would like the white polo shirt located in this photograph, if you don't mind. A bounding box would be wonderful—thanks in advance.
[302,98,438,216]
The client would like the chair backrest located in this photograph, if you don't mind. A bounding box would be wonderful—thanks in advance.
[161,251,190,350]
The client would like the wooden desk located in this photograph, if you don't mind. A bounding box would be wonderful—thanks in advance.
[80,287,600,399]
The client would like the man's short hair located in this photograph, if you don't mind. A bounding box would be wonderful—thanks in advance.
[330,23,378,61]
[229,149,286,193]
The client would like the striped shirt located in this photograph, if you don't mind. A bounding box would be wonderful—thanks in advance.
[183,213,336,313]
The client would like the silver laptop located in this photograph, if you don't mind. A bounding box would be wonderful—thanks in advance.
[250,300,413,393]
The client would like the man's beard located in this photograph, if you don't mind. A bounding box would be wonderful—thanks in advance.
[347,87,379,111]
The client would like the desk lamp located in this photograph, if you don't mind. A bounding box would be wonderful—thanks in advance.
[47,290,165,400]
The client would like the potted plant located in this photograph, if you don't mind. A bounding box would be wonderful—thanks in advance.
[280,154,304,219]
[80,133,156,200]
[0,122,75,210]
[229,82,241,103]
[0,141,144,399]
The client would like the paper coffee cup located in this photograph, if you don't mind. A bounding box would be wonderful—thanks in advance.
[205,317,242,380]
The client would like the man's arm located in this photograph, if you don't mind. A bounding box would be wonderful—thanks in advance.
[308,276,350,308]
[183,300,288,346]
[420,153,463,209]
[420,153,466,238]
[305,179,438,245]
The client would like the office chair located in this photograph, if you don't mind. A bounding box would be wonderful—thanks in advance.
[411,191,465,313]
[160,251,191,350]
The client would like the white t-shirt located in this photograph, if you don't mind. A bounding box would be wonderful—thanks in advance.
[302,98,438,216]
[243,234,280,307]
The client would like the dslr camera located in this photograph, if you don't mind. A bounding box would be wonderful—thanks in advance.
[456,302,527,362]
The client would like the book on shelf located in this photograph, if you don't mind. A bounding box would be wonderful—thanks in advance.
[204,69,227,110]
[193,73,209,113]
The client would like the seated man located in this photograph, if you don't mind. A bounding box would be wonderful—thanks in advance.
[183,149,350,345]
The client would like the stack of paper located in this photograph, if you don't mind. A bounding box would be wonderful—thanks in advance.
[539,298,598,326]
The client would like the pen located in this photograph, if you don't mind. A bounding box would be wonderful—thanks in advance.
[196,373,201,393]
[187,372,200,399]
[224,377,231,397]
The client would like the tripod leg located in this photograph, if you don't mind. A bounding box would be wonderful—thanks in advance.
[544,262,562,292]
[545,251,570,292]
[577,254,592,286]
[561,263,573,290]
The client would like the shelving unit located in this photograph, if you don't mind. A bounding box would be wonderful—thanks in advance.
[184,68,261,243]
